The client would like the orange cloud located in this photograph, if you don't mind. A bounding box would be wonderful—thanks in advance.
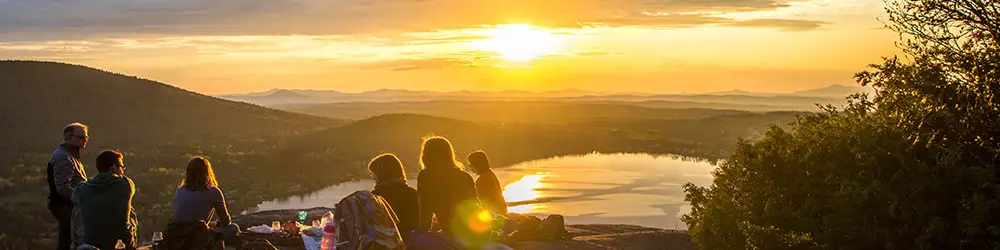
[0,0,826,41]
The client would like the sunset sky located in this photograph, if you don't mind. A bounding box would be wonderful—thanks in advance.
[0,0,897,95]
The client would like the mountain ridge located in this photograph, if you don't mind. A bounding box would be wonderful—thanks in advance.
[0,60,338,151]
[219,85,867,107]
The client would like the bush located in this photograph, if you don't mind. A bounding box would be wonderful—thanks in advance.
[683,0,1000,249]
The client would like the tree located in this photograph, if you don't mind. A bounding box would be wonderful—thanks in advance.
[683,0,1000,249]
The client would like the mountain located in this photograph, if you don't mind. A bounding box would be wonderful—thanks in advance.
[221,86,850,110]
[219,88,608,106]
[708,89,774,96]
[558,94,842,108]
[276,101,748,123]
[0,60,338,152]
[790,84,873,98]
[268,89,311,99]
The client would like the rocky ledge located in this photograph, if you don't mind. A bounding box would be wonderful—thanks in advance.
[233,208,697,250]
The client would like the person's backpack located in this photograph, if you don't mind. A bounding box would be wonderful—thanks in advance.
[503,213,542,242]
[538,215,571,241]
[405,231,463,250]
[155,220,220,250]
[335,191,405,250]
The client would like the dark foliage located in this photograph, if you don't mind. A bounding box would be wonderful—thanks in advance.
[683,0,1000,249]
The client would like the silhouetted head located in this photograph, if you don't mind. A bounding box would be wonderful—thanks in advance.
[63,122,89,149]
[369,153,407,183]
[467,150,491,175]
[182,157,219,191]
[96,150,124,175]
[420,136,464,170]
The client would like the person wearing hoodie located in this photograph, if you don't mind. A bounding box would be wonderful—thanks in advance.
[47,122,89,250]
[72,150,138,250]
[369,153,419,241]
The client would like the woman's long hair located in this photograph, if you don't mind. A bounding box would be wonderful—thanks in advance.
[181,157,219,191]
[420,136,464,170]
[369,153,407,183]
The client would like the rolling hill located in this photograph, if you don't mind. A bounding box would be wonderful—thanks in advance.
[0,60,340,152]
[266,113,599,177]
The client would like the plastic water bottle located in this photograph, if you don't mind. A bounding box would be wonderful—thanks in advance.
[320,211,337,250]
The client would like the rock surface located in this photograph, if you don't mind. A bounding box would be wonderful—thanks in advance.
[234,208,697,250]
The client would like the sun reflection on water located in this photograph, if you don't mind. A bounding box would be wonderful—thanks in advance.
[503,173,548,213]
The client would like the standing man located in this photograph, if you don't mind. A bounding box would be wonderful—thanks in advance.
[73,150,138,250]
[47,122,89,250]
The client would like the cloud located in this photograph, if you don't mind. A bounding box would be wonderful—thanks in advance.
[590,13,732,27]
[355,57,473,71]
[0,0,826,41]
[379,34,493,46]
[724,19,830,31]
[612,0,809,13]
[573,51,624,57]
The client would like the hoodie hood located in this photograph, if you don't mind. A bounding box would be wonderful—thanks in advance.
[83,172,128,193]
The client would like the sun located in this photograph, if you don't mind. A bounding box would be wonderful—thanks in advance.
[470,24,564,62]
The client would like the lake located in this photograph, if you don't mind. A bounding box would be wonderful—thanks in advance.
[253,152,716,229]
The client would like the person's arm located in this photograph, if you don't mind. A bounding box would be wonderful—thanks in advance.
[417,174,433,231]
[125,178,139,249]
[52,156,78,200]
[211,187,232,226]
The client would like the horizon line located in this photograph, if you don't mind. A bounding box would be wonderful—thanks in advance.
[217,84,863,96]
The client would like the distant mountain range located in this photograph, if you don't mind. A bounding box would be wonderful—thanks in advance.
[706,84,874,98]
[219,85,872,108]
[218,88,610,106]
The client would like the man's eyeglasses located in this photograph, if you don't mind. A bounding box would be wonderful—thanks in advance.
[72,134,88,140]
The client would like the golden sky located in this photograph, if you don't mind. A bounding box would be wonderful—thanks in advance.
[0,0,898,94]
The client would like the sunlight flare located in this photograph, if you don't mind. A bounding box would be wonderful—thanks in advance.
[470,24,565,62]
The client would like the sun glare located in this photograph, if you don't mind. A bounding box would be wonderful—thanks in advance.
[471,24,565,62]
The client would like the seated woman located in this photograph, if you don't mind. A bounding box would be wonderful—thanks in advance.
[467,150,508,215]
[158,157,239,250]
[368,153,419,241]
[416,136,483,239]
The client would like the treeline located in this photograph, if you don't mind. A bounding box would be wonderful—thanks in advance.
[682,0,1000,249]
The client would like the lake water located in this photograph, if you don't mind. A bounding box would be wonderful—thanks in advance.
[254,153,716,229]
